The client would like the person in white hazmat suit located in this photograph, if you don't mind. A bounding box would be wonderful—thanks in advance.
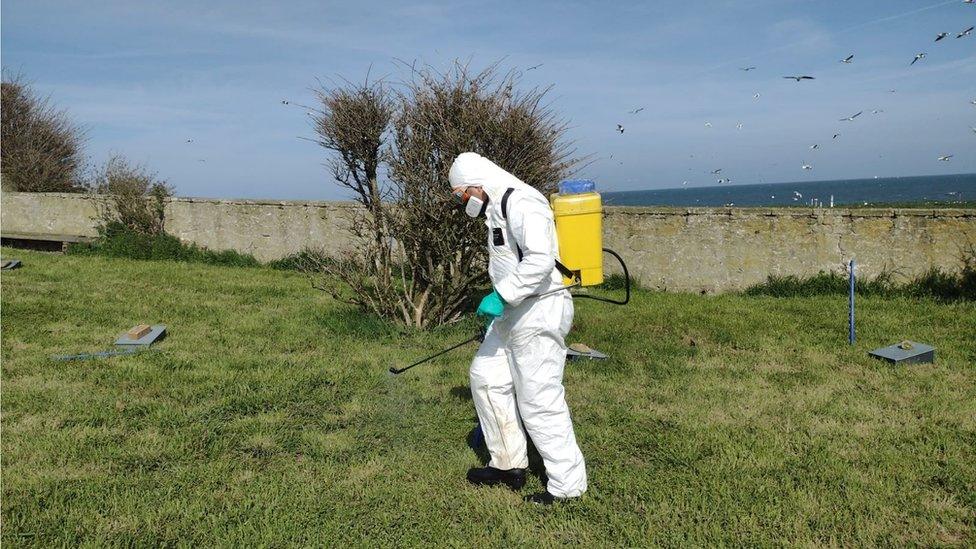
[448,152,586,505]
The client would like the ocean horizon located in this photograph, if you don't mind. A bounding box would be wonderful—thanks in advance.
[603,173,976,207]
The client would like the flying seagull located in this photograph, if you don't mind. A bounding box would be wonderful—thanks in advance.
[911,52,926,65]
[185,139,193,143]
[616,124,624,134]
[704,121,712,127]
[711,168,723,174]
[628,107,645,114]
[871,109,884,114]
[783,75,815,81]
[717,178,731,184]
[938,154,953,161]
[833,133,841,139]
[957,26,974,38]
[753,92,761,100]
[935,32,950,41]
[740,66,757,71]
[971,126,976,133]
[802,164,813,170]
[840,111,863,121]
[840,54,854,64]
[810,144,820,150]
[526,63,544,70]
[971,98,976,105]
[736,122,743,130]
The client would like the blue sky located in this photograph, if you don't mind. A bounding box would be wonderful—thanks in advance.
[2,0,975,200]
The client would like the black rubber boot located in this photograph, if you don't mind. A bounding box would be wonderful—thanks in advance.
[524,491,560,506]
[466,466,526,491]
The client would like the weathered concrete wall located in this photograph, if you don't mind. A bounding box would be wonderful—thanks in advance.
[163,197,359,261]
[3,191,974,292]
[603,207,976,292]
[0,192,103,238]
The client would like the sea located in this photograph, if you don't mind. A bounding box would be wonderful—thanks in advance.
[602,173,976,207]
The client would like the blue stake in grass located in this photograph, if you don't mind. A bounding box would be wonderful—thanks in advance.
[848,259,855,345]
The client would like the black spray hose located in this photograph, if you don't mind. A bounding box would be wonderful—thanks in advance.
[390,248,630,376]
[572,248,631,306]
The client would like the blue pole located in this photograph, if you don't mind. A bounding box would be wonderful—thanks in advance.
[848,259,855,345]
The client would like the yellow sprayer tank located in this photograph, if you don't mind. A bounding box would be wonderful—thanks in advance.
[551,179,603,286]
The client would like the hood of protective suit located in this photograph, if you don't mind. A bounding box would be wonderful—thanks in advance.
[448,152,547,205]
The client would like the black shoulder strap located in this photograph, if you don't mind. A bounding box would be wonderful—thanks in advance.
[501,187,515,220]
[500,187,579,283]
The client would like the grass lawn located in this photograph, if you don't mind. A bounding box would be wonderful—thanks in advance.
[2,247,974,546]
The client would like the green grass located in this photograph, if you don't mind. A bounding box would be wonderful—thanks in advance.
[2,247,975,546]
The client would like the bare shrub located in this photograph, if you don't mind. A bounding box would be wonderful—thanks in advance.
[1,72,85,192]
[89,155,173,236]
[303,62,578,328]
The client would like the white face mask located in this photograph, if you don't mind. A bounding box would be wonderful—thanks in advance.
[464,195,487,218]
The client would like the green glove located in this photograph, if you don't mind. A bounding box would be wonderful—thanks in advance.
[476,290,505,319]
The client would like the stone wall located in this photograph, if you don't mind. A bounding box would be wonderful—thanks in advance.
[3,191,974,292]
[602,207,976,292]
[163,197,358,261]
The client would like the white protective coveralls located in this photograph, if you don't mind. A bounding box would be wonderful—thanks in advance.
[449,152,587,498]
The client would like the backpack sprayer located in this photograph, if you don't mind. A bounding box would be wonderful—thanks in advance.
[389,180,629,375]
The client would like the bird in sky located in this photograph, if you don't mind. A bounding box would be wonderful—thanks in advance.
[965,0,974,4]
[196,159,206,162]
[957,26,974,38]
[889,89,897,93]
[810,144,820,150]
[628,107,645,114]
[185,139,193,143]
[704,121,712,127]
[840,111,863,121]
[753,92,761,100]
[970,126,976,133]
[871,109,884,114]
[935,32,950,41]
[840,54,854,64]
[911,53,926,65]
[736,122,743,130]
[833,133,841,139]
[616,124,624,134]
[711,168,723,174]
[717,178,731,184]
[682,181,689,186]
[281,100,289,104]
[802,164,813,170]
[526,63,544,70]
[740,66,756,71]
[783,75,815,81]
[938,154,953,161]
[793,191,803,199]
[970,98,976,105]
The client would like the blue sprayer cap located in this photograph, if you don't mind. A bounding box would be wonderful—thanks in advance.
[558,179,596,195]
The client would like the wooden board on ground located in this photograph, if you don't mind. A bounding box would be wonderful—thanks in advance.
[126,324,152,339]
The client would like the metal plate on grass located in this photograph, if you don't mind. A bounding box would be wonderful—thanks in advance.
[567,344,608,360]
[115,324,166,347]
[869,341,935,365]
